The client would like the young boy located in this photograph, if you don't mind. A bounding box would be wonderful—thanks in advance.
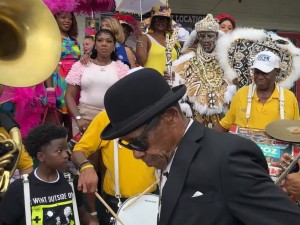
[0,124,98,225]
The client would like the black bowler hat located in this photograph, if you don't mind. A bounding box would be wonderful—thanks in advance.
[101,68,186,140]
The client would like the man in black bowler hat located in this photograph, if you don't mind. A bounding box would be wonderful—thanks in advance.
[78,68,300,225]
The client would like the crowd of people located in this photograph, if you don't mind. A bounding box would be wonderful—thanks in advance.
[0,0,300,224]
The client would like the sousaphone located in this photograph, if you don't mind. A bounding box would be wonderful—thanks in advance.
[0,0,61,196]
[0,0,61,87]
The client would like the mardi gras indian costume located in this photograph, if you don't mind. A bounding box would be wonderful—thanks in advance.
[173,14,236,127]
[216,28,300,90]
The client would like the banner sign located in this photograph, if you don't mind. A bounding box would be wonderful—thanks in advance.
[171,13,206,32]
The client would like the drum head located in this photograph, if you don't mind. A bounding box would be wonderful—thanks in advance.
[116,194,159,225]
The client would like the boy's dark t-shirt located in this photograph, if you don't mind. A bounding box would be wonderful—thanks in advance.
[0,171,82,225]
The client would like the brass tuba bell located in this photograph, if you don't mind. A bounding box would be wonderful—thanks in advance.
[0,0,61,87]
[0,0,61,196]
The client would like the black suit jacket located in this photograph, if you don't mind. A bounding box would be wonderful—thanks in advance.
[158,122,300,225]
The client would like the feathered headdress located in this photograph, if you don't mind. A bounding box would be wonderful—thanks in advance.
[43,0,77,15]
[85,27,97,36]
[75,0,115,14]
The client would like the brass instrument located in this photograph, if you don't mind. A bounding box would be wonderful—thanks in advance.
[0,130,18,196]
[165,27,179,86]
[0,0,61,87]
[275,153,300,185]
[0,0,61,196]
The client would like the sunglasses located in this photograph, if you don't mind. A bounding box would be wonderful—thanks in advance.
[118,116,160,151]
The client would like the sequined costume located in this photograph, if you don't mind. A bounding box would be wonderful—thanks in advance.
[52,36,81,113]
[173,14,236,127]
[216,28,300,90]
[173,46,236,127]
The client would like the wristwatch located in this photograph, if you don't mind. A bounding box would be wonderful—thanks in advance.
[75,115,82,120]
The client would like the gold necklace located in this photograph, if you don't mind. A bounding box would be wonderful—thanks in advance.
[94,59,112,71]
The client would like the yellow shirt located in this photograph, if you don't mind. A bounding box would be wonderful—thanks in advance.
[0,127,33,171]
[220,86,300,130]
[144,34,178,75]
[73,111,156,198]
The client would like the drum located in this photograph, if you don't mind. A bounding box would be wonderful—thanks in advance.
[115,194,159,225]
[230,125,300,181]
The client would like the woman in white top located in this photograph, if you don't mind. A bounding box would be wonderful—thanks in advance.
[65,29,130,132]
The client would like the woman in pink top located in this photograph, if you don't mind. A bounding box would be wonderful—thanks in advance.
[65,29,129,132]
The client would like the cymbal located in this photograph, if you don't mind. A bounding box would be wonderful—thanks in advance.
[265,120,300,143]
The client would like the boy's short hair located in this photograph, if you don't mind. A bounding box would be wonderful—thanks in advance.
[23,124,68,158]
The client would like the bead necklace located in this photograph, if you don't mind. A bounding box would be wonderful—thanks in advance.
[93,59,112,71]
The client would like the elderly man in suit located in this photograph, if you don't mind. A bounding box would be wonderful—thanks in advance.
[76,68,300,225]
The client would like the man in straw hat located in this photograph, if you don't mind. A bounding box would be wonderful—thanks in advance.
[77,68,300,225]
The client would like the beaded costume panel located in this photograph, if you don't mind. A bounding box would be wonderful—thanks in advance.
[173,46,236,127]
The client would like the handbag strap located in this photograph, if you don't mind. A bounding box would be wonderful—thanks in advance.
[41,106,60,124]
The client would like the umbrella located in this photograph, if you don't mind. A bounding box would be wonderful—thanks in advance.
[75,0,115,15]
[115,0,167,15]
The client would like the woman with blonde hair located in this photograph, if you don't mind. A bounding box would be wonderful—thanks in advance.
[101,17,136,68]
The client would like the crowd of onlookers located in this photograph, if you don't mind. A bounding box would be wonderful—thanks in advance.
[0,0,300,224]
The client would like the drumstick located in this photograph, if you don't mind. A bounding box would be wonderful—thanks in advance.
[123,178,160,211]
[95,192,125,225]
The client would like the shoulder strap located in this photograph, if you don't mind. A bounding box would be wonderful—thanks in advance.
[246,84,285,126]
[245,83,256,127]
[146,34,164,47]
[22,174,31,225]
[64,173,81,225]
[277,85,285,120]
[113,139,122,207]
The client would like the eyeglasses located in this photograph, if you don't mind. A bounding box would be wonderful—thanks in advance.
[118,116,160,151]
